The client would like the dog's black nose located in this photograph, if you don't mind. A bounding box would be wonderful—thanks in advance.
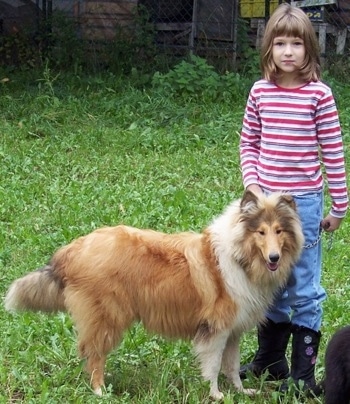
[269,253,280,263]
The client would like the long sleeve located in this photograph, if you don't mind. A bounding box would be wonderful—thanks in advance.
[316,89,348,217]
[240,90,261,188]
[239,79,348,217]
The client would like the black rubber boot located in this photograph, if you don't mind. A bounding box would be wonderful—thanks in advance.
[240,318,291,380]
[280,325,321,395]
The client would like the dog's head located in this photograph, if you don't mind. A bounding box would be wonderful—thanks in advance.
[239,190,303,272]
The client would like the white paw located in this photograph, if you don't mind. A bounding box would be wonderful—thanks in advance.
[94,387,103,396]
[210,390,224,401]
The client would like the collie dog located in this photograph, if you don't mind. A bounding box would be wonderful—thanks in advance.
[5,191,303,400]
[315,325,350,404]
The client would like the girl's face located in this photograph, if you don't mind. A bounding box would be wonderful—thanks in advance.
[272,36,306,81]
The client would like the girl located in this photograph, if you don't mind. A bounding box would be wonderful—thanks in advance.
[239,3,348,395]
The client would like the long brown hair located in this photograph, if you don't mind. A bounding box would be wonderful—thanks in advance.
[261,3,320,83]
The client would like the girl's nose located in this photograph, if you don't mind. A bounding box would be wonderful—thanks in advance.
[284,44,292,55]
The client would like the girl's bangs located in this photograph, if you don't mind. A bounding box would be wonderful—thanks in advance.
[273,16,305,38]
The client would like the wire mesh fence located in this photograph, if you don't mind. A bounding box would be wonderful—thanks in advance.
[140,0,350,62]
[1,0,349,68]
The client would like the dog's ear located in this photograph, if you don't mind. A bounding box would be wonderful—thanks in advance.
[278,194,297,211]
[240,189,258,210]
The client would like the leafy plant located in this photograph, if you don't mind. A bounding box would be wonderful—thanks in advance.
[152,55,250,102]
[0,31,38,68]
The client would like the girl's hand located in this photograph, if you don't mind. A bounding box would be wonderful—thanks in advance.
[321,215,343,232]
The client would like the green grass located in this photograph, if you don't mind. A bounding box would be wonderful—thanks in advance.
[0,68,349,403]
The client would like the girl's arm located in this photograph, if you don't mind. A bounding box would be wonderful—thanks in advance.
[240,90,262,189]
[316,88,348,219]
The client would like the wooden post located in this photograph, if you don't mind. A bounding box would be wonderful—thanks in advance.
[189,0,198,55]
[318,23,327,65]
[336,28,347,54]
[231,0,239,66]
[256,19,265,48]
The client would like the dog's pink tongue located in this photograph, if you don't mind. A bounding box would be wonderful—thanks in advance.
[267,262,278,271]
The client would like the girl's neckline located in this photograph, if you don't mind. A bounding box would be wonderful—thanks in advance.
[273,81,310,90]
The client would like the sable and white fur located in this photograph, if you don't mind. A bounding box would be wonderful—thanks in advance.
[5,190,303,400]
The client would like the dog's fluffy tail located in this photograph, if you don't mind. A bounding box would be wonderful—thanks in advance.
[5,264,66,313]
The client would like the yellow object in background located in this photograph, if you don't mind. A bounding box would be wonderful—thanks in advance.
[240,0,280,18]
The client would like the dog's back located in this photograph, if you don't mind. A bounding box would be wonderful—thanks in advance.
[321,325,350,404]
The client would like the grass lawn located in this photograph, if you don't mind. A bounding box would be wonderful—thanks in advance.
[0,68,349,403]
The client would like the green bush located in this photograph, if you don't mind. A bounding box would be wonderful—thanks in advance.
[152,55,250,102]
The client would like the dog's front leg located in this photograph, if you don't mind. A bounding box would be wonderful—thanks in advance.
[221,332,256,395]
[194,329,231,400]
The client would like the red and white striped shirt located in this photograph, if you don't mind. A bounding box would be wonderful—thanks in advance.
[240,79,348,218]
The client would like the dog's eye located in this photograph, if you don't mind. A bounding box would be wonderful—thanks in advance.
[276,229,282,234]
[258,230,265,235]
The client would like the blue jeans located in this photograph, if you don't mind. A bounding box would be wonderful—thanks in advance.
[267,192,326,331]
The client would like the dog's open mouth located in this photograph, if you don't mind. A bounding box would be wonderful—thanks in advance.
[267,262,279,271]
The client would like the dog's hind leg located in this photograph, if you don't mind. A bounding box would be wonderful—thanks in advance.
[85,352,107,395]
[194,327,230,400]
[77,317,128,395]
[69,298,132,395]
[221,332,256,395]
[77,326,120,395]
[80,325,128,395]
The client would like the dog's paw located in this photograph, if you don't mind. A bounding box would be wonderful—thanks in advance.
[210,390,224,401]
[94,387,103,396]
